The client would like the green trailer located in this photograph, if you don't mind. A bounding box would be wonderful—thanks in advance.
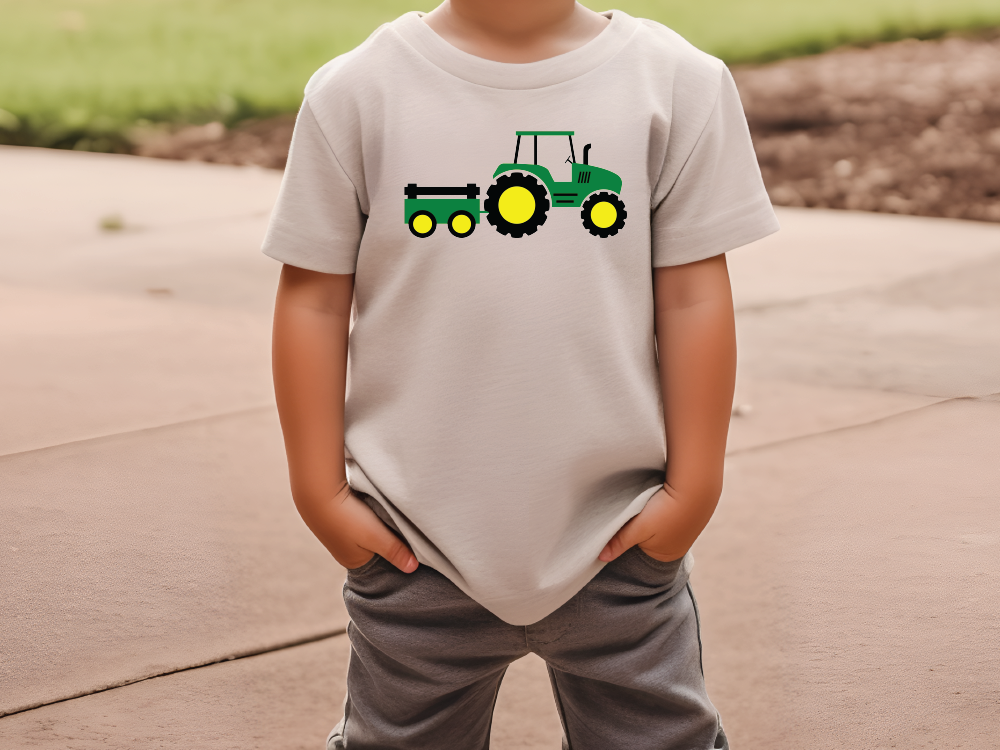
[404,183,481,239]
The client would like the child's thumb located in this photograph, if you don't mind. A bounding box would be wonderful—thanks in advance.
[374,531,419,573]
[599,525,637,562]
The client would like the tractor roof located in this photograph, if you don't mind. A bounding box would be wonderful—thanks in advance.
[515,131,574,136]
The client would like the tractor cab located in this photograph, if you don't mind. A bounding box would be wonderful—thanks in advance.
[511,131,589,181]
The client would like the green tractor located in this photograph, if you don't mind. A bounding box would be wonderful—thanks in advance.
[484,131,626,239]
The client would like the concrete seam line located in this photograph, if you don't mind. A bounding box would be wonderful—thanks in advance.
[724,393,992,458]
[0,626,348,719]
[0,403,276,462]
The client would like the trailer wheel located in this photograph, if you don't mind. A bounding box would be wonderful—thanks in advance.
[581,191,626,237]
[485,172,549,238]
[448,210,476,238]
[408,210,437,238]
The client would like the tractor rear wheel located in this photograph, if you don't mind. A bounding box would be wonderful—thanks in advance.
[581,191,627,238]
[485,172,550,238]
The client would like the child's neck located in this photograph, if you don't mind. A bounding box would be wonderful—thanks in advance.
[421,0,610,63]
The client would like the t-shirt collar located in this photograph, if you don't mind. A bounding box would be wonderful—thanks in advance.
[391,9,639,90]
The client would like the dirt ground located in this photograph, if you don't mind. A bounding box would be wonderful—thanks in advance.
[134,31,1000,223]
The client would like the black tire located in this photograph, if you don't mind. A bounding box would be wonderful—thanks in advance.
[484,172,550,238]
[408,210,437,238]
[581,191,627,237]
[447,210,477,238]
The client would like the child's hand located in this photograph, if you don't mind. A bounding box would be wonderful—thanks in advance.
[598,486,707,564]
[306,483,419,574]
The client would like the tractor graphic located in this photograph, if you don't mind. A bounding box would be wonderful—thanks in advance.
[404,131,626,239]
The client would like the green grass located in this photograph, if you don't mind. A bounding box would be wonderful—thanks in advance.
[2,0,999,151]
[0,0,418,149]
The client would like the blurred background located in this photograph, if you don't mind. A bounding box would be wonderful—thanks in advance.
[2,0,1000,220]
[1,2,998,749]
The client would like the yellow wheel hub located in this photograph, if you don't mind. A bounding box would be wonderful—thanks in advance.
[498,186,536,225]
[412,214,433,235]
[451,214,472,234]
[590,201,617,229]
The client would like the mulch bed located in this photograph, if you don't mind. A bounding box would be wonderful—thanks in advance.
[134,31,1000,223]
[735,30,1000,222]
[133,115,296,171]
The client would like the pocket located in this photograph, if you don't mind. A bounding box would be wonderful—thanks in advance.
[589,544,691,602]
[608,545,690,595]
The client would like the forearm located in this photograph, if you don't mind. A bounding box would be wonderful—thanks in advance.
[655,256,737,539]
[271,267,353,536]
[658,295,736,497]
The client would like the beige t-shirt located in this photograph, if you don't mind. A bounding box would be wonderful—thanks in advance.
[262,9,779,625]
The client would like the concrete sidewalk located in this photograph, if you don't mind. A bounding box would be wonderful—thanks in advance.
[1,146,998,749]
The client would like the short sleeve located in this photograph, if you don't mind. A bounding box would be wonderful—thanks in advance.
[260,98,366,274]
[650,66,780,267]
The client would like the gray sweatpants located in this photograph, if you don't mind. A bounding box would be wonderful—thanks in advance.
[327,545,729,750]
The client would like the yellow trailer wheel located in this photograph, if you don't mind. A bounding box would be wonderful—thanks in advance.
[448,210,476,238]
[408,210,437,238]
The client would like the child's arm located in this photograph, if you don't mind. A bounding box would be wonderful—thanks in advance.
[272,264,419,573]
[600,253,737,563]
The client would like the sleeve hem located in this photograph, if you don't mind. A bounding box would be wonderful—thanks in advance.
[261,235,359,275]
[652,196,781,268]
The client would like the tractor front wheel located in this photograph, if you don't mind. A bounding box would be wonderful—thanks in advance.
[485,172,550,238]
[581,191,626,238]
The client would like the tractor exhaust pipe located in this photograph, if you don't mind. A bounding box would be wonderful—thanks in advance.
[583,144,592,165]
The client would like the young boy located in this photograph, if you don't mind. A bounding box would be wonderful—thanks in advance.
[264,2,779,748]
